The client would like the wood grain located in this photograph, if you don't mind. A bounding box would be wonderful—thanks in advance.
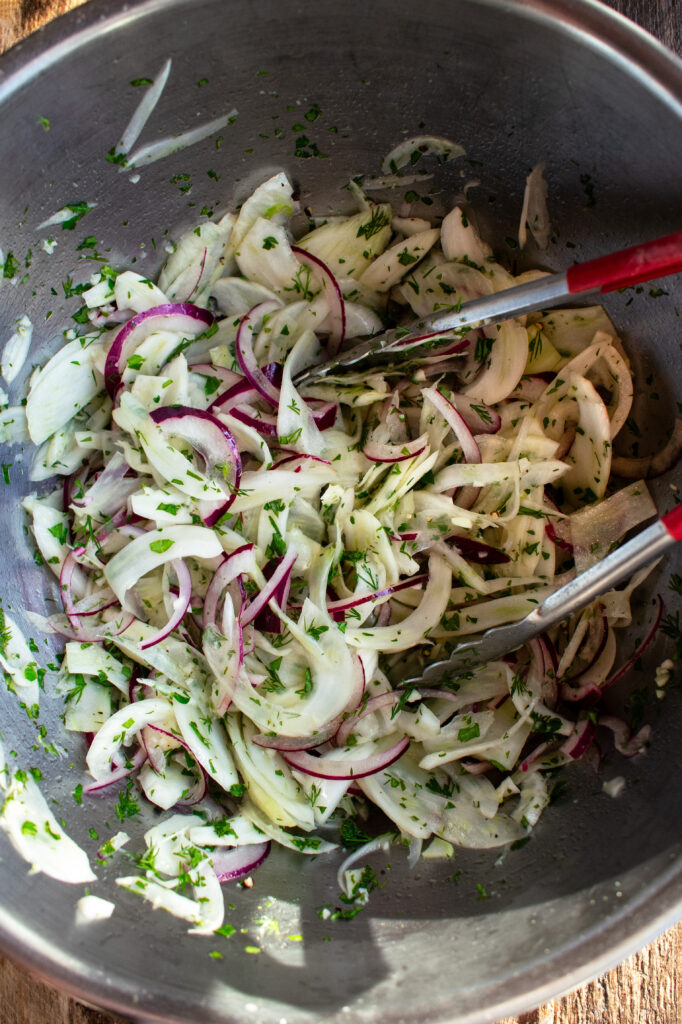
[0,0,680,1022]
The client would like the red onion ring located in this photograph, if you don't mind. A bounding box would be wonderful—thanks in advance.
[335,691,400,748]
[235,301,283,408]
[363,436,428,463]
[240,551,296,628]
[83,744,147,794]
[599,716,651,757]
[104,302,214,398]
[446,535,510,565]
[149,406,242,527]
[601,595,663,693]
[291,245,346,355]
[139,559,192,650]
[325,573,428,622]
[423,388,481,463]
[560,718,595,760]
[211,841,270,883]
[203,545,255,630]
[283,735,409,781]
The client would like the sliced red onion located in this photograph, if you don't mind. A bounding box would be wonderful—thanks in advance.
[601,595,663,692]
[83,745,147,794]
[240,551,297,628]
[235,301,283,408]
[376,602,392,627]
[139,559,192,650]
[209,365,282,413]
[291,245,346,355]
[326,573,428,621]
[274,451,332,469]
[60,549,85,628]
[186,246,208,302]
[228,405,278,436]
[560,718,595,760]
[203,544,255,630]
[335,691,400,748]
[254,557,292,634]
[104,302,214,398]
[422,387,481,463]
[308,400,338,431]
[210,841,270,883]
[599,716,651,757]
[421,336,472,360]
[149,406,242,527]
[283,735,409,781]
[363,435,428,464]
[545,520,573,553]
[252,721,342,752]
[562,621,616,703]
[140,725,167,774]
[191,363,243,392]
[176,764,209,807]
[519,741,550,773]
[447,535,510,565]
[392,326,470,354]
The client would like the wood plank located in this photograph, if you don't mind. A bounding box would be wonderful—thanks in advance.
[0,0,680,1022]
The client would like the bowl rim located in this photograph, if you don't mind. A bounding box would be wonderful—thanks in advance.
[0,0,681,1021]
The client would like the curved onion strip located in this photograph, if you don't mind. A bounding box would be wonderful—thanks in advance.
[190,363,243,393]
[335,691,400,748]
[86,698,172,780]
[228,405,278,436]
[601,595,663,693]
[422,387,481,462]
[291,245,346,355]
[363,434,428,463]
[149,406,242,527]
[560,719,595,760]
[235,301,283,408]
[83,746,147,795]
[599,716,651,757]
[139,559,192,650]
[240,551,297,628]
[203,544,256,630]
[210,841,271,883]
[208,364,281,414]
[252,719,342,752]
[104,302,214,398]
[283,735,409,781]
[447,535,510,565]
[326,573,429,621]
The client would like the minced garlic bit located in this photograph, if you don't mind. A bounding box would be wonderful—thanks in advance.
[655,658,674,699]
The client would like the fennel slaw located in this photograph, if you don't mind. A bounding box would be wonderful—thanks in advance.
[0,162,662,930]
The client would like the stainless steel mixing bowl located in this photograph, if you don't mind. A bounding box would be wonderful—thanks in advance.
[1,1,681,1021]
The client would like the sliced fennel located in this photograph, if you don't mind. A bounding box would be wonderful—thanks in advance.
[3,163,661,937]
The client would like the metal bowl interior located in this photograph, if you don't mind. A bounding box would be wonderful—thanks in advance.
[0,1,682,1022]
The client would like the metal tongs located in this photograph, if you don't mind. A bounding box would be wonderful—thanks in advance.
[295,230,682,387]
[391,503,682,688]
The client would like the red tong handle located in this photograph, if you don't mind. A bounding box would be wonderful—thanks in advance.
[662,503,682,542]
[566,230,682,295]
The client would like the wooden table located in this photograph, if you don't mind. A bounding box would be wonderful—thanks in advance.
[1,0,681,1021]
